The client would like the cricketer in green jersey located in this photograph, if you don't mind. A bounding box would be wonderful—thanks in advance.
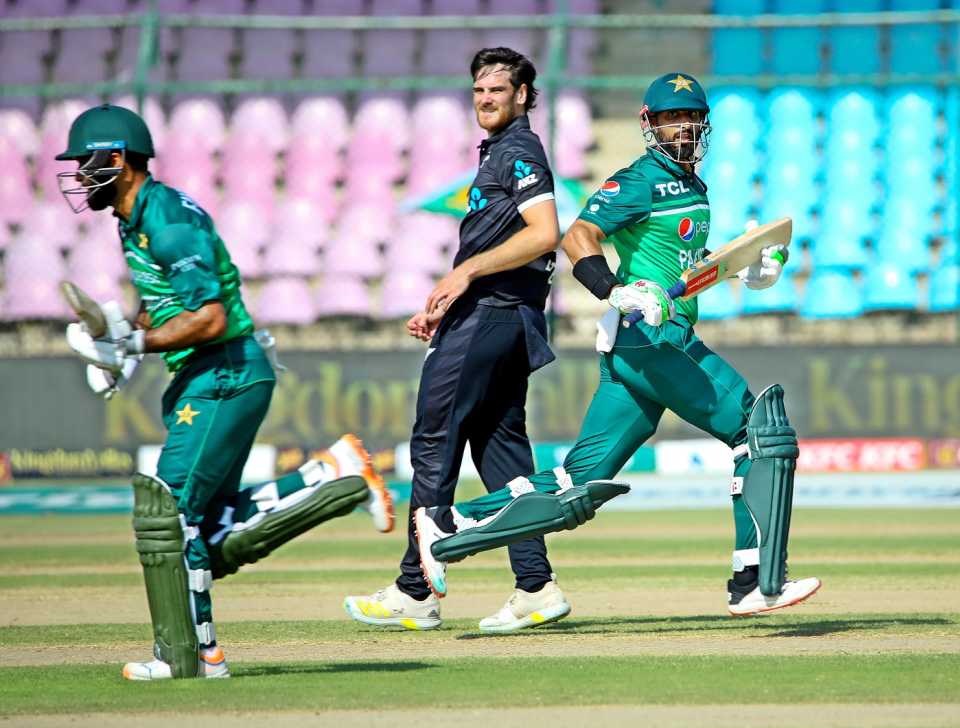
[413,73,821,617]
[58,104,395,680]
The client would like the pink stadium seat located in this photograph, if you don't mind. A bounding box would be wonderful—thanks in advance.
[405,156,466,196]
[255,277,318,325]
[384,234,451,276]
[397,213,459,251]
[261,237,321,277]
[273,198,331,250]
[555,144,588,178]
[0,109,40,157]
[283,170,339,224]
[347,130,405,183]
[286,132,343,185]
[379,270,434,319]
[68,266,126,305]
[168,99,227,152]
[0,175,36,226]
[323,237,384,278]
[221,172,277,213]
[352,97,412,152]
[343,172,397,209]
[557,93,594,151]
[217,202,270,277]
[231,98,290,153]
[5,237,66,283]
[0,221,12,252]
[315,275,372,318]
[291,97,350,150]
[20,202,81,251]
[2,277,69,321]
[337,204,393,247]
[71,236,127,281]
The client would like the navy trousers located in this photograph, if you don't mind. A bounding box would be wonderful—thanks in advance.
[396,302,554,599]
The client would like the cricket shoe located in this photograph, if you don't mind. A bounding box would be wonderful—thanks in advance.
[324,434,394,533]
[728,576,822,616]
[414,506,453,598]
[343,583,442,630]
[121,646,231,680]
[479,575,571,633]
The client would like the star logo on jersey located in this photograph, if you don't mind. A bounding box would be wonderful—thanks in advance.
[176,403,201,426]
[667,74,694,93]
[137,233,149,249]
[600,180,620,197]
[677,217,696,242]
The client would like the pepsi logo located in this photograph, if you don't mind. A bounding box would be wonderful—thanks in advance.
[678,217,695,242]
[600,180,620,197]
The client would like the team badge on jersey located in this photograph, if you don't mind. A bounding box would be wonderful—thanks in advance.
[600,180,620,197]
[678,217,696,242]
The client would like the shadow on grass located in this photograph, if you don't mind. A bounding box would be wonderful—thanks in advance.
[237,661,434,678]
[456,615,955,640]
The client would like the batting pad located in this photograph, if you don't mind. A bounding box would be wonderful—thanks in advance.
[740,384,799,596]
[132,473,200,679]
[432,480,630,563]
[211,475,368,578]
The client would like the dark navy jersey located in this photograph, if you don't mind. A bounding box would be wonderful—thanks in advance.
[454,115,557,309]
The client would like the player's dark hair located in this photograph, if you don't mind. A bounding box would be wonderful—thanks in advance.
[127,151,149,173]
[470,47,538,112]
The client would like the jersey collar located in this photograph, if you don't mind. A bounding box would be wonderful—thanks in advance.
[479,114,530,149]
[116,174,155,230]
[648,149,708,193]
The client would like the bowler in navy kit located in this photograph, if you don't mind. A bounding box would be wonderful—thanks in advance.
[345,48,571,633]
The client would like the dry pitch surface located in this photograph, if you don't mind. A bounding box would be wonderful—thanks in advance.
[1,506,958,726]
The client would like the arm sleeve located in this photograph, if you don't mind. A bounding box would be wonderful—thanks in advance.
[149,223,222,311]
[577,168,653,237]
[497,145,556,213]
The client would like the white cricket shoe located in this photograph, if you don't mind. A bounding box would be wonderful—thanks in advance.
[343,583,442,630]
[121,646,230,680]
[326,434,395,533]
[728,576,822,616]
[479,576,571,633]
[414,507,452,598]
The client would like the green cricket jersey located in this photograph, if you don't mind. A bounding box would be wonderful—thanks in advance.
[578,150,710,324]
[117,176,254,372]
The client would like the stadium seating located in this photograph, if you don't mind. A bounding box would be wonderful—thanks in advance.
[800,270,864,318]
[862,263,920,312]
[696,281,741,320]
[928,265,959,312]
[741,278,799,315]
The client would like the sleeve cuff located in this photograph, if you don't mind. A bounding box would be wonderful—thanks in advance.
[516,192,555,214]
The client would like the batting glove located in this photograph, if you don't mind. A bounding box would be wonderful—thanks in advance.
[86,355,142,399]
[737,244,788,290]
[608,279,676,326]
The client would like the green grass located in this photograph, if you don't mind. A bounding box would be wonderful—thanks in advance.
[2,613,957,648]
[0,655,957,715]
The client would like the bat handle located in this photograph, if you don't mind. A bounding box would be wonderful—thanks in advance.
[621,280,687,328]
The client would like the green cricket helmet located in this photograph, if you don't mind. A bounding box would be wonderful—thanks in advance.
[640,72,711,165]
[56,104,155,213]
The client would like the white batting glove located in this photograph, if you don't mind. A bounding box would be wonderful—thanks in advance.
[608,279,676,326]
[737,244,788,290]
[66,300,145,373]
[86,355,142,399]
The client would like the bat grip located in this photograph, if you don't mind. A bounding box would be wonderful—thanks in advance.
[621,280,686,328]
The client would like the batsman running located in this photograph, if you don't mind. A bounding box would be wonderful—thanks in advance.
[413,73,821,617]
[56,104,394,680]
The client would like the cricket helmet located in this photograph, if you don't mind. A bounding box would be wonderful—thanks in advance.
[56,104,154,213]
[640,72,711,165]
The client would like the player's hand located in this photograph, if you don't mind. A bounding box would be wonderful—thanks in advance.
[425,265,471,315]
[406,310,443,342]
[608,280,675,326]
[737,244,788,290]
[67,323,144,372]
[85,355,142,399]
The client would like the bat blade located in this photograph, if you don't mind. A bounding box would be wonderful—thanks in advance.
[60,281,107,337]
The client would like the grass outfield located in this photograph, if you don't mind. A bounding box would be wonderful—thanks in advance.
[1,505,958,725]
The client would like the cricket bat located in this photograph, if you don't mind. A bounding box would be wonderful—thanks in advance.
[622,217,792,327]
[60,281,108,337]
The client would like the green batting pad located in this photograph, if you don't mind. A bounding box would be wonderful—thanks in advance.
[432,480,629,563]
[213,475,368,579]
[741,384,799,597]
[131,473,199,679]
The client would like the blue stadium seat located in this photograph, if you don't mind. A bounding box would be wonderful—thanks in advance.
[827,88,881,134]
[709,88,763,136]
[886,86,940,154]
[888,1,943,73]
[820,198,877,244]
[824,157,880,204]
[929,265,959,311]
[862,263,920,311]
[741,277,799,315]
[875,231,930,274]
[766,88,820,126]
[696,281,740,320]
[883,155,940,204]
[701,157,756,191]
[770,0,824,75]
[712,0,765,75]
[828,27,881,74]
[883,196,937,240]
[810,233,869,270]
[762,159,819,210]
[708,200,753,246]
[800,270,864,318]
[760,194,817,244]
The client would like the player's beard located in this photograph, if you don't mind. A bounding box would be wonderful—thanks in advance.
[86,180,117,211]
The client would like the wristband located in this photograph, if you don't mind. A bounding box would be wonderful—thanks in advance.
[572,254,620,300]
[770,248,788,266]
[126,329,146,355]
